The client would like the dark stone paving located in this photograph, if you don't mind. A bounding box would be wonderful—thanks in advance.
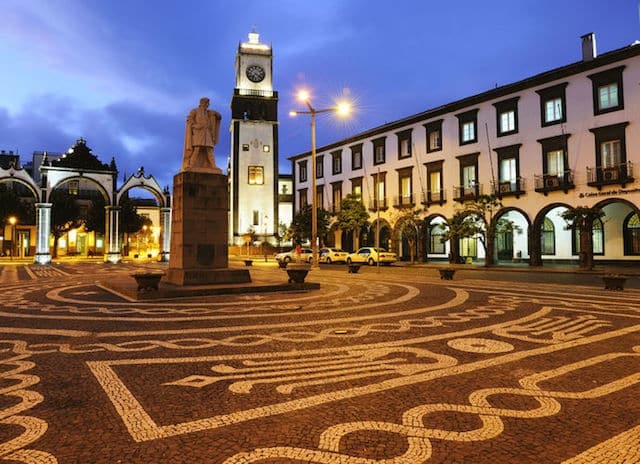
[0,262,639,463]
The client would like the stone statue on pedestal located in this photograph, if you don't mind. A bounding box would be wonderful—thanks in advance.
[182,97,222,172]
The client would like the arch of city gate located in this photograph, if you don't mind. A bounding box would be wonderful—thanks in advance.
[0,142,171,265]
[117,170,171,262]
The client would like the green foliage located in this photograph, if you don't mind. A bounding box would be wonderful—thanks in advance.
[119,197,145,235]
[561,205,605,270]
[84,195,106,233]
[288,205,331,245]
[336,194,369,233]
[0,184,34,226]
[393,207,422,263]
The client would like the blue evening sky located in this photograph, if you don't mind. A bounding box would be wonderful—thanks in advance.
[1,0,639,189]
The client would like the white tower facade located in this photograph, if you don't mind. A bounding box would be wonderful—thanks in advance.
[229,31,279,246]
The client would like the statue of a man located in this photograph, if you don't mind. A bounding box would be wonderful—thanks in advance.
[182,97,222,172]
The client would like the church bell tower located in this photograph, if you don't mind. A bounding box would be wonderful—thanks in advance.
[229,31,279,246]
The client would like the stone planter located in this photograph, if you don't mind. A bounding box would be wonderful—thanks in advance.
[286,265,310,283]
[131,272,164,291]
[603,275,626,291]
[278,261,288,269]
[244,259,253,266]
[347,264,361,274]
[438,268,456,280]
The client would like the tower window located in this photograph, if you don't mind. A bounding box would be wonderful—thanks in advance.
[248,166,264,185]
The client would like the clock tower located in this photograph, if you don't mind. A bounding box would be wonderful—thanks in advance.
[229,31,279,246]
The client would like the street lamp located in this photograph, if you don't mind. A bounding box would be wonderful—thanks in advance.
[8,216,16,261]
[290,90,351,267]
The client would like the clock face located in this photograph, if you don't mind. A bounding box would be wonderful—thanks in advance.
[246,64,266,83]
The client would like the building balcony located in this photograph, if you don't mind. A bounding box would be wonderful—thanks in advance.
[393,194,416,208]
[586,161,634,189]
[368,198,388,211]
[492,177,526,198]
[422,190,447,206]
[234,88,278,98]
[534,170,575,195]
[453,184,483,203]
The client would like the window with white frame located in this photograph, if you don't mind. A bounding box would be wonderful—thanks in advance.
[373,138,386,165]
[456,109,478,145]
[546,149,565,176]
[331,150,342,175]
[588,66,624,115]
[545,98,563,123]
[424,119,443,153]
[493,97,519,137]
[316,155,324,178]
[601,139,621,168]
[396,129,412,159]
[462,121,475,143]
[351,144,363,170]
[299,160,307,182]
[536,83,567,127]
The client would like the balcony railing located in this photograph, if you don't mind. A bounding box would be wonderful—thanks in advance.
[422,190,447,206]
[453,184,483,202]
[534,170,575,194]
[368,198,388,211]
[586,161,634,188]
[393,194,415,207]
[492,177,526,197]
[234,88,277,98]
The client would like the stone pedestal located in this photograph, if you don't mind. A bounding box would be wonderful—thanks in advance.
[166,170,250,285]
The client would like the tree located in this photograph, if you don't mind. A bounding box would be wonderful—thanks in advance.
[119,196,145,235]
[335,194,369,251]
[0,184,34,226]
[84,195,106,235]
[287,205,331,246]
[460,194,506,267]
[49,190,83,258]
[561,206,605,270]
[440,211,475,264]
[392,207,422,264]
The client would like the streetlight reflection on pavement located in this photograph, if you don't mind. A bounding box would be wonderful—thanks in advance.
[290,90,352,268]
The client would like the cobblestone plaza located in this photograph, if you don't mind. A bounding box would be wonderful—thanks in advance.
[0,261,639,463]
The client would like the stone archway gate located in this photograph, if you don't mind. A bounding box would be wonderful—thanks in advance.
[0,160,170,265]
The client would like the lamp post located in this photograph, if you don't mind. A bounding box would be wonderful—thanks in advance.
[290,90,351,267]
[8,216,16,261]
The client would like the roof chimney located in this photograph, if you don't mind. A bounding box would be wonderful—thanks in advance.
[581,32,597,61]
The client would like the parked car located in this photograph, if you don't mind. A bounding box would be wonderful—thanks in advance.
[346,247,397,266]
[319,247,349,264]
[275,247,313,263]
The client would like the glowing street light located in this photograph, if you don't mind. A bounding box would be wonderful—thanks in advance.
[290,89,352,267]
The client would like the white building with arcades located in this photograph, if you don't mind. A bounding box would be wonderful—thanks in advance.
[289,33,640,266]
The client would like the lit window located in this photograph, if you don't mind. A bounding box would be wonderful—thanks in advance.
[424,119,443,153]
[598,84,618,110]
[500,111,515,133]
[462,122,475,143]
[248,166,264,185]
[601,140,621,168]
[263,145,270,153]
[545,98,563,123]
[68,180,79,195]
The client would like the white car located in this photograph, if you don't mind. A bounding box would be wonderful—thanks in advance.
[319,247,348,264]
[275,247,313,263]
[346,247,397,266]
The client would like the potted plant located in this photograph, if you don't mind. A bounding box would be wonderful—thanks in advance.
[602,273,626,291]
[286,263,310,283]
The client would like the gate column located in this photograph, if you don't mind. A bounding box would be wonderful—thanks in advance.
[105,206,121,263]
[34,203,52,265]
